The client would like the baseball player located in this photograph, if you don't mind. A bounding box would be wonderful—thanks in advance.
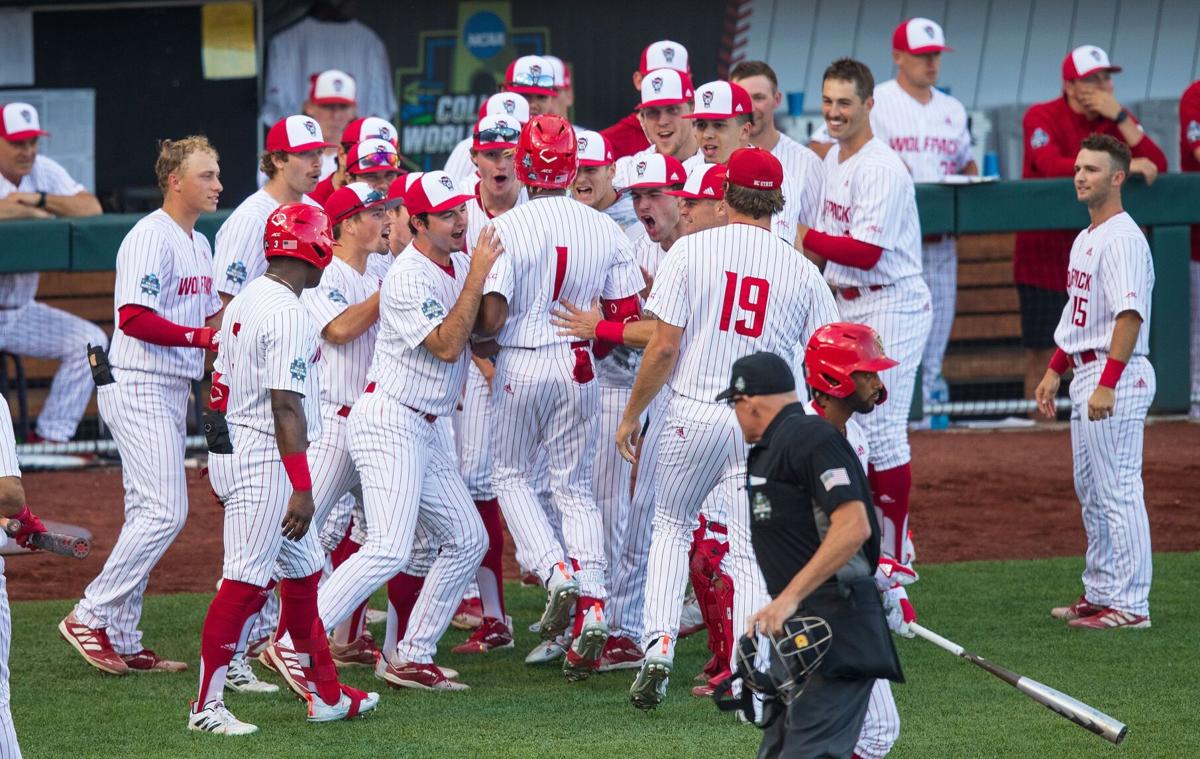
[613,68,698,191]
[215,115,331,309]
[544,55,575,121]
[1180,79,1200,419]
[602,40,691,159]
[61,137,224,676]
[572,129,640,236]
[191,202,379,734]
[618,147,839,709]
[504,56,558,119]
[0,102,106,444]
[314,171,497,690]
[310,121,400,204]
[444,93,530,187]
[0,400,49,757]
[304,69,358,180]
[798,58,932,564]
[673,162,729,233]
[1036,134,1156,630]
[476,114,644,680]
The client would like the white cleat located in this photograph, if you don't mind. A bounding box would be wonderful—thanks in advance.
[306,686,381,722]
[539,562,580,641]
[225,652,279,694]
[188,700,258,735]
[525,636,568,665]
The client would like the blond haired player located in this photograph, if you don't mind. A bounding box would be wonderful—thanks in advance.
[62,137,223,677]
[1036,135,1156,630]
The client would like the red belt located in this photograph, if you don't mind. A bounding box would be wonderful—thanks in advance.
[337,405,351,417]
[923,234,949,243]
[361,381,436,422]
[1074,350,1098,366]
[839,285,885,301]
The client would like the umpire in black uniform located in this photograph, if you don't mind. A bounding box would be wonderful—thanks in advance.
[716,351,902,759]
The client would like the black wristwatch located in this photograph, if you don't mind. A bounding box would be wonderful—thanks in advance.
[1113,109,1129,125]
[36,191,47,208]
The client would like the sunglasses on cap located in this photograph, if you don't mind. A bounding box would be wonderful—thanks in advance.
[335,188,387,222]
[476,125,521,145]
[352,149,399,172]
[513,71,556,89]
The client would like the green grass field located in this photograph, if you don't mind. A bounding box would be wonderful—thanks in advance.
[10,552,1199,758]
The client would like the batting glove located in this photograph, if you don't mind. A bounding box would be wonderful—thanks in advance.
[875,557,919,592]
[10,504,47,550]
[881,584,916,638]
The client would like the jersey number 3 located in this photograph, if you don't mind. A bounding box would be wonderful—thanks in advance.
[719,272,770,337]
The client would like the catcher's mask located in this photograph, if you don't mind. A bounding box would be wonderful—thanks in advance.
[712,615,832,728]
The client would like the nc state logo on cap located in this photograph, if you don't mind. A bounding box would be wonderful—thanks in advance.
[495,119,509,130]
[304,120,317,137]
[333,79,343,92]
[924,24,935,38]
[577,136,589,151]
[21,109,32,124]
[440,176,454,190]
[636,161,647,177]
[663,47,675,63]
[702,90,714,108]
[1091,49,1102,61]
[378,125,391,140]
[651,76,663,93]
[503,98,516,114]
[529,64,542,79]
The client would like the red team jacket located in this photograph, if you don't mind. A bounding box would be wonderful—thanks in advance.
[308,175,336,205]
[601,111,651,159]
[1181,81,1200,262]
[1013,96,1168,290]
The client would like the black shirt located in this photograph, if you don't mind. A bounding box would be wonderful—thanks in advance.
[745,403,881,598]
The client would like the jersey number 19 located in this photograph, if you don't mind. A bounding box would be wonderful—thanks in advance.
[719,271,770,338]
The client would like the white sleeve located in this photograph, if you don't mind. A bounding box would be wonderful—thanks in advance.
[808,122,833,145]
[643,241,688,327]
[36,157,86,195]
[262,310,317,394]
[602,232,644,300]
[802,267,841,345]
[114,228,172,310]
[386,269,449,349]
[483,236,515,300]
[443,141,476,186]
[302,270,351,332]
[1099,236,1153,322]
[796,151,825,228]
[849,165,910,250]
[213,211,266,297]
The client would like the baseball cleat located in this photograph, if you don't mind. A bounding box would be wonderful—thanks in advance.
[598,635,644,672]
[188,700,258,735]
[225,653,279,694]
[525,636,568,665]
[1067,608,1151,630]
[120,648,188,673]
[521,571,542,587]
[678,595,705,638]
[377,660,468,691]
[538,563,580,641]
[1050,595,1105,621]
[451,597,484,630]
[245,636,270,658]
[365,608,388,626]
[375,654,458,680]
[563,607,608,682]
[630,649,673,711]
[329,632,381,667]
[58,613,129,675]
[259,642,309,699]
[306,684,380,722]
[452,616,515,655]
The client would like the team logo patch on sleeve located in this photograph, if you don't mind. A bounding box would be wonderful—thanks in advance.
[289,357,308,381]
[225,261,247,285]
[1189,120,1200,143]
[327,288,349,305]
[420,297,446,320]
[139,273,161,296]
[819,467,851,492]
[1030,128,1050,149]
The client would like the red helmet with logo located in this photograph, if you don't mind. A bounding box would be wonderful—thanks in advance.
[263,203,335,270]
[804,322,899,402]
[515,114,577,189]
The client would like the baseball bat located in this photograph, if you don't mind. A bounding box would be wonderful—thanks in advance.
[0,518,91,560]
[910,622,1127,745]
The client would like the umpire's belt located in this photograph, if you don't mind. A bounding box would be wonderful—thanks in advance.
[838,285,886,301]
[798,577,904,683]
[361,382,436,423]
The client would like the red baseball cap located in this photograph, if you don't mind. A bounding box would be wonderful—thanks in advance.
[575,129,614,166]
[473,114,521,151]
[346,139,399,175]
[637,69,695,109]
[892,18,952,54]
[324,181,388,225]
[341,116,398,147]
[266,115,335,152]
[667,162,727,199]
[639,40,690,76]
[726,147,783,190]
[1062,45,1122,80]
[405,171,474,215]
[626,153,687,189]
[0,103,49,141]
[308,69,356,105]
[686,81,752,120]
[386,172,412,206]
[505,56,556,97]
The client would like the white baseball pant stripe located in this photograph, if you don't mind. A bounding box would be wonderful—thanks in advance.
[75,371,190,654]
[1190,261,1199,412]
[455,361,495,500]
[0,564,19,759]
[318,394,485,662]
[0,302,107,442]
[854,679,901,759]
[919,236,957,387]
[595,385,633,569]
[490,344,606,597]
[837,280,933,471]
[641,393,769,651]
[1071,356,1155,616]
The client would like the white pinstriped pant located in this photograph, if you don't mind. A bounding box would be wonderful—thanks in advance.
[0,563,19,759]
[641,392,769,655]
[0,301,107,442]
[75,371,191,654]
[855,679,901,759]
[836,278,933,471]
[490,344,607,597]
[318,392,485,663]
[595,384,633,569]
[1190,261,1199,413]
[1071,355,1156,616]
[919,236,957,389]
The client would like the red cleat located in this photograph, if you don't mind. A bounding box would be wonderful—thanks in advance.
[597,635,644,672]
[451,617,514,655]
[451,597,484,630]
[1050,595,1105,621]
[1068,608,1151,630]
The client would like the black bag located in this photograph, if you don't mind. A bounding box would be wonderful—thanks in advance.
[800,577,904,683]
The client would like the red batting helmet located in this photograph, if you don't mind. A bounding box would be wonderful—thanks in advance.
[805,322,899,402]
[515,114,577,189]
[263,203,335,270]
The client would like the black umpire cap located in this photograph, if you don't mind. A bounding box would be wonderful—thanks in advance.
[714,351,796,402]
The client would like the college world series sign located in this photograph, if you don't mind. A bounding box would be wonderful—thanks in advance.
[396,2,550,169]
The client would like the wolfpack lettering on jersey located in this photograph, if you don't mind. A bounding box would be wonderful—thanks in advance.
[366,245,472,415]
[0,155,85,306]
[645,223,839,401]
[870,80,973,181]
[485,196,643,347]
[465,184,528,254]
[768,133,825,227]
[109,209,222,379]
[217,276,323,441]
[1054,211,1153,355]
[818,138,923,287]
[213,190,322,297]
[300,256,382,407]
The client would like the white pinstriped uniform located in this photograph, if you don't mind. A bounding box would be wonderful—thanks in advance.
[443,139,477,187]
[74,210,221,653]
[0,155,107,442]
[0,402,21,758]
[639,223,839,656]
[802,401,900,759]
[1055,211,1156,616]
[484,196,642,598]
[317,245,485,664]
[212,189,320,298]
[870,80,974,396]
[767,132,825,229]
[818,138,932,481]
[217,276,325,586]
[599,191,641,238]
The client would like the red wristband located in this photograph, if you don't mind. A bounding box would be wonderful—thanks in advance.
[281,451,312,492]
[595,320,627,345]
[1048,348,1071,375]
[1099,357,1126,389]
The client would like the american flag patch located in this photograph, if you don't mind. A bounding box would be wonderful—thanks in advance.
[819,467,851,492]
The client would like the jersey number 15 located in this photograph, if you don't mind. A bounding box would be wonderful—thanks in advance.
[719,272,770,337]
